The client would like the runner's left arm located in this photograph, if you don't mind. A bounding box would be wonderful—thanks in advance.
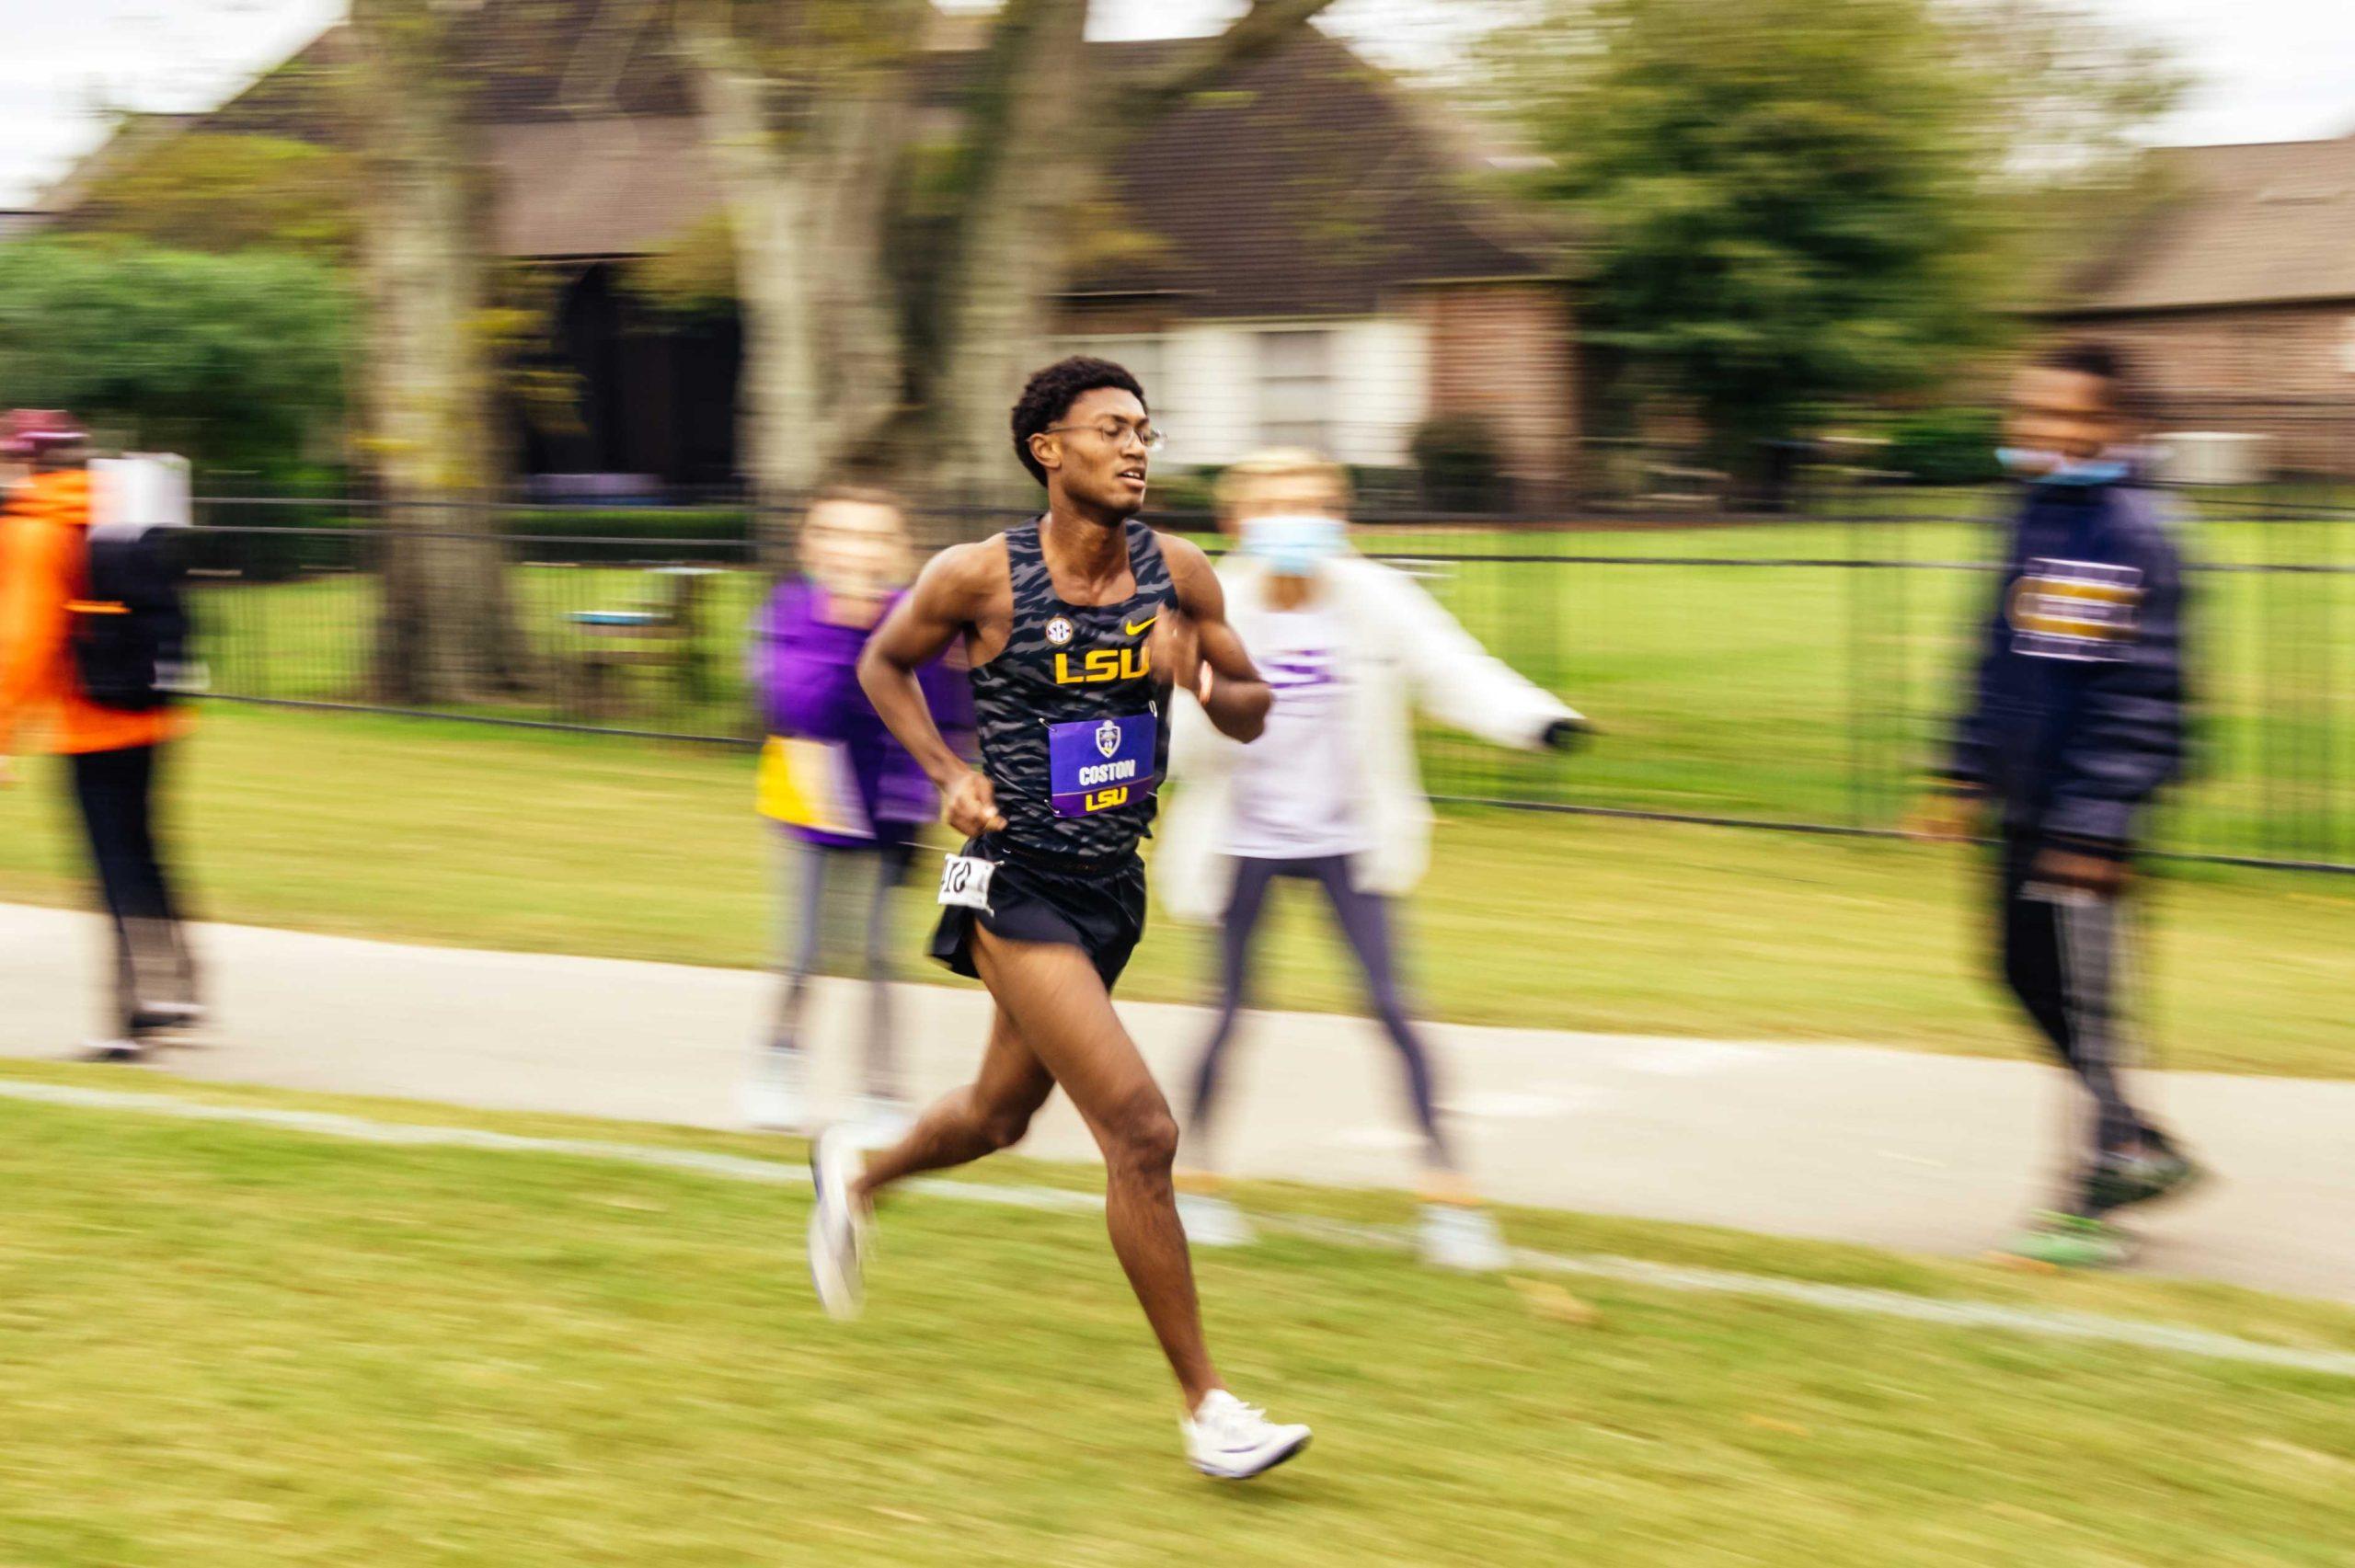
[1157,534,1271,744]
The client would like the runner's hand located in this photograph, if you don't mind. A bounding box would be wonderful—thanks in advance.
[0,755,17,789]
[1148,605,1204,700]
[942,769,1007,838]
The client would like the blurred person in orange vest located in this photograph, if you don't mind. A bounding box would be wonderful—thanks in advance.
[0,411,202,1060]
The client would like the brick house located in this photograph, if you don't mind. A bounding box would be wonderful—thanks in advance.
[68,11,1582,503]
[2033,133,2355,475]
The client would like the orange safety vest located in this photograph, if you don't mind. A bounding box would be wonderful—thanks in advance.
[0,469,192,755]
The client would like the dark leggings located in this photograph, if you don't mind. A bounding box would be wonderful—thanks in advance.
[1184,853,1453,1171]
[68,743,197,1037]
[1999,831,2161,1158]
[767,834,915,1098]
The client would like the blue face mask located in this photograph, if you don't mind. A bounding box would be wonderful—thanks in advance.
[1240,513,1346,577]
[1998,447,2129,487]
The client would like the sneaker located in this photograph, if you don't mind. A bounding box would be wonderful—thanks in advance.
[78,1038,149,1065]
[134,1001,207,1047]
[1178,1192,1257,1249]
[1181,1390,1311,1481]
[850,1093,915,1148]
[1999,1211,2136,1271]
[2083,1146,2206,1217]
[1419,1203,1510,1272]
[806,1125,871,1321]
[740,1047,811,1134]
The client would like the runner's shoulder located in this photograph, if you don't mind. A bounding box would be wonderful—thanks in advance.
[917,535,1013,616]
[1152,529,1216,594]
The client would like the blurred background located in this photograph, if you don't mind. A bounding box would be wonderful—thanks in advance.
[2,4,2353,1559]
[0,0,2347,865]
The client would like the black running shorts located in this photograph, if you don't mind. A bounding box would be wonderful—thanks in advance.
[928,837,1147,990]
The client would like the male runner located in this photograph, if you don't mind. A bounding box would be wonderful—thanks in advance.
[813,357,1310,1480]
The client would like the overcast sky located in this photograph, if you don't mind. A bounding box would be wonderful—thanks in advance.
[3,0,2349,206]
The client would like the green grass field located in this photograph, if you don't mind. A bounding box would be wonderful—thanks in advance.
[5,1060,2353,1565]
[2,704,2349,1077]
[189,509,2355,863]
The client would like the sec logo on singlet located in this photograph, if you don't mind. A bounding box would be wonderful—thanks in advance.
[1045,614,1075,647]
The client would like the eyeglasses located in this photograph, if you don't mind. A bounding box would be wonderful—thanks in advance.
[1042,421,1167,453]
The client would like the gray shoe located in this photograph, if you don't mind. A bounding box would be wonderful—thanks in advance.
[1419,1205,1510,1272]
[740,1047,811,1134]
[79,1038,150,1064]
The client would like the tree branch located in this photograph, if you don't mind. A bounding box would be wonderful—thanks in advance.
[1112,0,1346,127]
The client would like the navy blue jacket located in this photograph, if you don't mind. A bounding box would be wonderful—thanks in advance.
[1946,479,2187,853]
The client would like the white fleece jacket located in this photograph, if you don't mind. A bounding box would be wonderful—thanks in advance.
[1155,550,1580,922]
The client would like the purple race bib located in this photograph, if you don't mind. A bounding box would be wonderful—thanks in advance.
[1048,712,1158,818]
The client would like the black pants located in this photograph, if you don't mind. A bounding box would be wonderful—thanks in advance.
[68,744,196,1038]
[1998,831,2159,1160]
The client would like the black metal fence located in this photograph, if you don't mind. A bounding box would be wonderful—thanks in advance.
[179,485,2353,873]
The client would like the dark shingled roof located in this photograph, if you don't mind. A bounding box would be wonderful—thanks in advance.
[2050,134,2355,315]
[188,3,1563,313]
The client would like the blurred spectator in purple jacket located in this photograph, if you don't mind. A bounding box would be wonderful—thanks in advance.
[743,487,971,1136]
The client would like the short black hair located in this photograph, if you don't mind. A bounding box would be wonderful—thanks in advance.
[2036,338,2144,418]
[1011,356,1147,487]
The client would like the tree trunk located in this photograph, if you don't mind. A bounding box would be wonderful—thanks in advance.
[929,0,1091,512]
[677,0,925,552]
[679,0,1345,533]
[348,0,524,705]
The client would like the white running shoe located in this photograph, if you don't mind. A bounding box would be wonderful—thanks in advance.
[1419,1204,1511,1273]
[740,1047,810,1134]
[1182,1390,1312,1481]
[1178,1192,1257,1248]
[806,1126,870,1321]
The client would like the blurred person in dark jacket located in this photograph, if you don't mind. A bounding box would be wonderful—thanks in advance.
[744,487,971,1137]
[0,412,201,1060]
[1908,341,2201,1268]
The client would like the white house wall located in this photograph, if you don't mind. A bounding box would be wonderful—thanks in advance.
[1060,318,1431,470]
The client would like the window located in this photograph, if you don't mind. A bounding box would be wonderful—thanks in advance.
[1258,328,1335,452]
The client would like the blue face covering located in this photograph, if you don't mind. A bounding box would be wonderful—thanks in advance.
[1998,447,2129,486]
[1240,513,1346,577]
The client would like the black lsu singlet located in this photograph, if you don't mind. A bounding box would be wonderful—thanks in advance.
[971,518,1174,863]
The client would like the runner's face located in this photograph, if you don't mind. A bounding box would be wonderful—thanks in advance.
[1041,387,1151,520]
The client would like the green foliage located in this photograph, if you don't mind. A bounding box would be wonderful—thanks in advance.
[1881,406,2005,485]
[620,213,741,321]
[71,132,358,261]
[1481,0,2181,453]
[0,238,350,477]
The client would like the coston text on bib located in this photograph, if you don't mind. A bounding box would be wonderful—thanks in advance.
[1047,711,1158,818]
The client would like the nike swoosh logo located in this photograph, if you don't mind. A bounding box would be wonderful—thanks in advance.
[1124,615,1157,637]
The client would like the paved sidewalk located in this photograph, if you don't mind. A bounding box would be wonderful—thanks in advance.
[5,900,2346,1301]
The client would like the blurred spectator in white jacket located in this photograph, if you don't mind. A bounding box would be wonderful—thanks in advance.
[1156,450,1586,1269]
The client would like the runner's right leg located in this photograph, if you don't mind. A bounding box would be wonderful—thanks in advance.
[854,1003,1055,1193]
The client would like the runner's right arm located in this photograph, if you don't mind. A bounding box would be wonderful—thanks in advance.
[859,543,1007,836]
